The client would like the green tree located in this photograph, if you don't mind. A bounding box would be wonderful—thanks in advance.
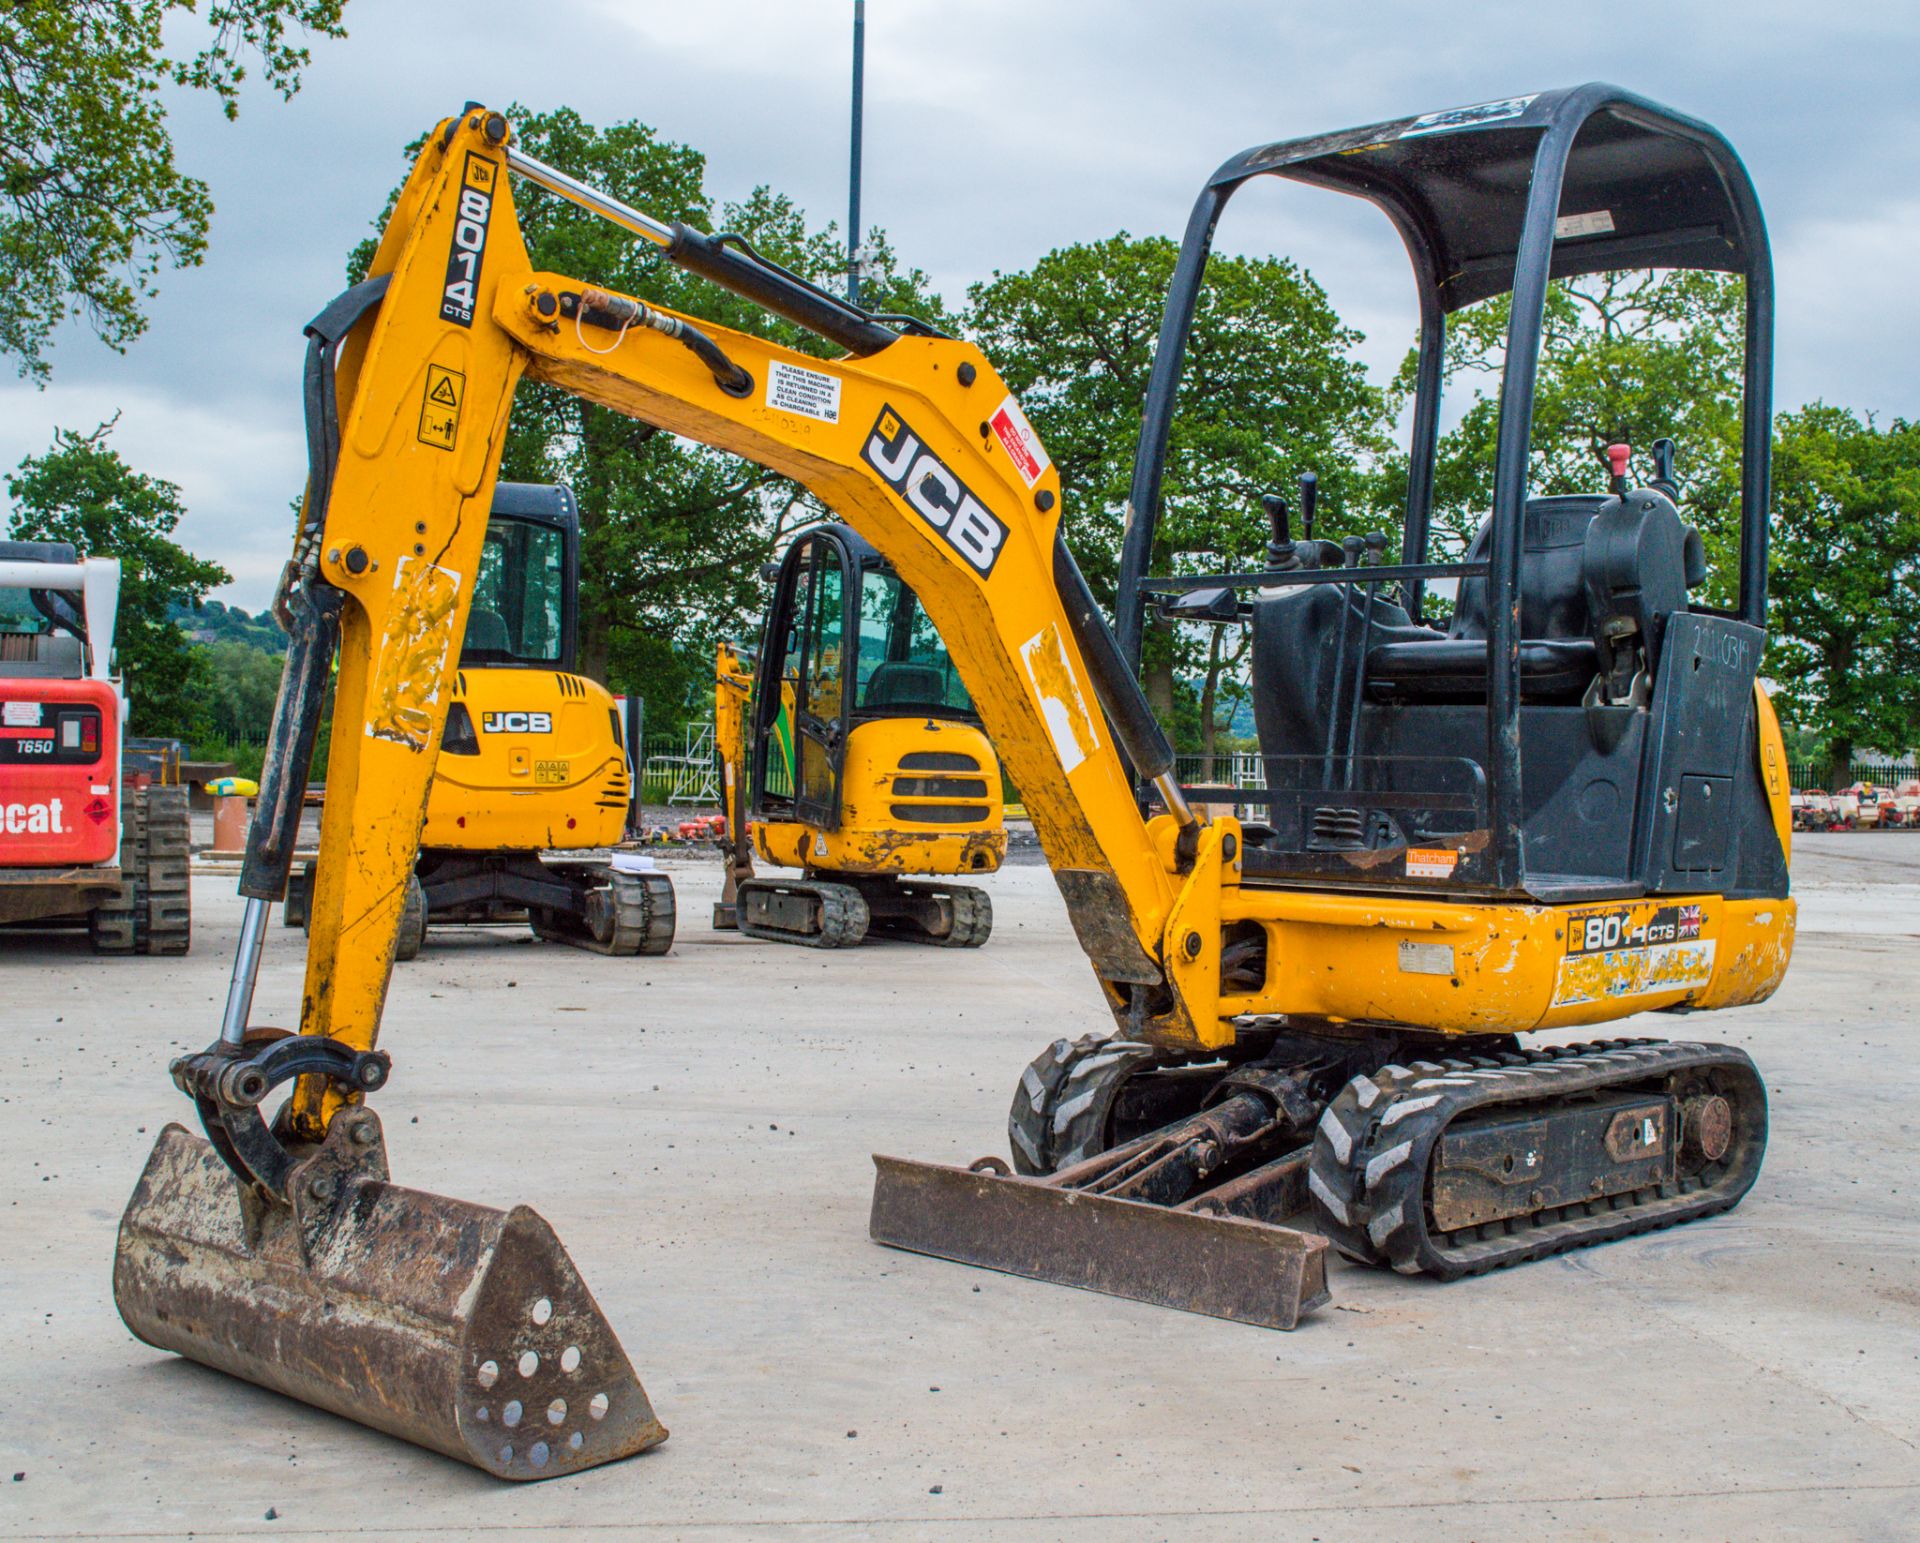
[1423,271,1747,603]
[1767,405,1920,773]
[0,1,348,383]
[5,420,230,733]
[191,637,284,740]
[349,106,949,729]
[966,233,1388,752]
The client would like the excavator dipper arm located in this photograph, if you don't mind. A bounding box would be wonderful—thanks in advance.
[270,108,1204,1120]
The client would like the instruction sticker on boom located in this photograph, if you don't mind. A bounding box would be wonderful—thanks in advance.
[765,360,842,423]
[418,365,464,451]
[863,405,1008,577]
[439,152,496,327]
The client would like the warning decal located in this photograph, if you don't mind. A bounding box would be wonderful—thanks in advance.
[766,360,842,423]
[1401,95,1537,138]
[1554,209,1615,240]
[988,394,1050,488]
[418,365,464,451]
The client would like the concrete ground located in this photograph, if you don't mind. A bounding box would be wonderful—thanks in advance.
[2,834,1916,1540]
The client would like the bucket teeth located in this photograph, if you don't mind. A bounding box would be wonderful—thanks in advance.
[114,1115,665,1480]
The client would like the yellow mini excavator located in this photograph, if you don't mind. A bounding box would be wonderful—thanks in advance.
[712,523,1003,947]
[283,481,672,958]
[116,85,1794,1480]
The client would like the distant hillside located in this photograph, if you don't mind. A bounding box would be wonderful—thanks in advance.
[171,598,287,653]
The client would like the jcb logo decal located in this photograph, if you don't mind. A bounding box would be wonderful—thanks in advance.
[440,153,495,327]
[862,406,1008,577]
[481,711,552,734]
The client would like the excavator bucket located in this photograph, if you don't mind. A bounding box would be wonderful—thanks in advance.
[870,1155,1330,1330]
[114,1111,664,1480]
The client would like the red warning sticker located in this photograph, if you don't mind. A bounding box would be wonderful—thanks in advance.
[84,795,112,824]
[988,394,1050,488]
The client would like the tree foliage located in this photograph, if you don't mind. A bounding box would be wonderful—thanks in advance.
[966,233,1387,747]
[1423,270,1747,603]
[349,106,949,728]
[5,420,230,733]
[0,1,348,383]
[1767,405,1920,769]
[191,637,284,739]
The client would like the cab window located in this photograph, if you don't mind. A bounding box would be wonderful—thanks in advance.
[466,520,565,664]
[855,568,973,716]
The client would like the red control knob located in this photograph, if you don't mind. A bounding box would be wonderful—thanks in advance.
[1606,442,1632,483]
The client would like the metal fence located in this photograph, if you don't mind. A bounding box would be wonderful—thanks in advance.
[1787,760,1916,791]
[637,722,719,807]
[1173,751,1268,791]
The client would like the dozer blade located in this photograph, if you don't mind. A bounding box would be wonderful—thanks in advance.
[869,1155,1330,1330]
[114,1112,665,1480]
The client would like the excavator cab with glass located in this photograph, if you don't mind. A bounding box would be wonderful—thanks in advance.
[716,522,1001,948]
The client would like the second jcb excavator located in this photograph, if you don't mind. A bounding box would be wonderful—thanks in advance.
[713,523,1002,947]
[115,84,1794,1479]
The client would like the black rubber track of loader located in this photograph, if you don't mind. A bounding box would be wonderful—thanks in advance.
[1306,1038,1767,1281]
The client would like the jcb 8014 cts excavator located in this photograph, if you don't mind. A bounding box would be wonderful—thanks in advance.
[116,84,1792,1480]
[284,481,672,958]
[714,523,1002,947]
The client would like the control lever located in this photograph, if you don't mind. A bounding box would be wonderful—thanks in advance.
[1298,471,1318,541]
[1606,442,1632,496]
[1650,438,1679,501]
[1340,535,1366,569]
[1363,531,1388,566]
[1261,492,1296,571]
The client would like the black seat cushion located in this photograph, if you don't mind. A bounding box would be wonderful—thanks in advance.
[1367,637,1598,705]
[1449,495,1604,641]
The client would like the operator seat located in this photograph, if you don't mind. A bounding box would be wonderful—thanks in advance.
[464,608,511,654]
[863,660,946,709]
[1366,495,1603,705]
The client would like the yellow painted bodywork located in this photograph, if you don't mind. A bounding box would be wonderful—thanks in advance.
[420,668,628,851]
[752,715,1006,876]
[287,108,1795,1123]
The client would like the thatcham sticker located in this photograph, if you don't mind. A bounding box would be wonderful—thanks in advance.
[862,406,1008,577]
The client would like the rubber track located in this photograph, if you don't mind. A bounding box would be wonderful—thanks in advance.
[604,870,676,957]
[393,872,428,961]
[1307,1039,1767,1281]
[897,882,993,948]
[1007,1035,1101,1175]
[736,879,869,949]
[89,790,145,954]
[1004,1035,1156,1174]
[142,786,192,956]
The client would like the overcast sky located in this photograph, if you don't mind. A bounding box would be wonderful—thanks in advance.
[4,0,1917,608]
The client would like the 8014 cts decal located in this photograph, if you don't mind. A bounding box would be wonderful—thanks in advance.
[440,153,496,327]
[862,406,1008,577]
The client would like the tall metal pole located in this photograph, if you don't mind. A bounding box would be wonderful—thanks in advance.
[847,0,866,305]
